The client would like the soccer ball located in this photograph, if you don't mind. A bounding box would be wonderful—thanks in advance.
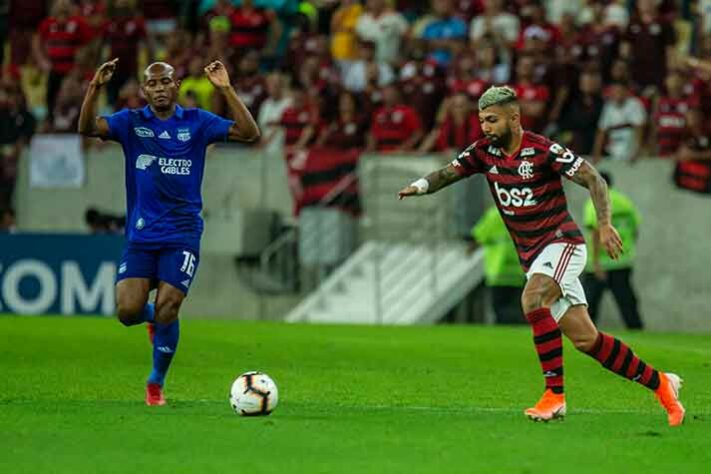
[230,371,279,416]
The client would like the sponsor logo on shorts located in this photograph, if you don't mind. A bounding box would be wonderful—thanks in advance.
[119,263,127,274]
[543,262,553,269]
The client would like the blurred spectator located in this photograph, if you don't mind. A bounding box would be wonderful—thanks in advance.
[469,0,519,49]
[279,84,319,153]
[621,0,677,92]
[512,54,549,133]
[295,51,339,117]
[141,0,178,37]
[8,0,48,66]
[85,207,125,234]
[0,207,16,232]
[258,72,292,149]
[228,0,282,59]
[515,2,560,51]
[420,0,468,66]
[179,56,216,110]
[33,0,93,123]
[471,205,526,324]
[161,28,193,79]
[0,1,7,67]
[399,48,447,131]
[205,12,234,65]
[366,84,424,153]
[673,107,711,194]
[103,0,153,106]
[650,69,695,158]
[199,0,235,42]
[355,0,409,66]
[448,42,508,101]
[316,92,367,150]
[330,0,364,69]
[418,92,482,153]
[583,171,644,329]
[575,2,622,83]
[220,50,267,119]
[543,0,583,25]
[0,81,36,208]
[114,79,146,111]
[557,68,604,155]
[342,40,395,93]
[78,0,107,60]
[593,80,646,163]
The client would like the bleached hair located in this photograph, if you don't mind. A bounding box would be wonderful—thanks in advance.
[478,85,518,111]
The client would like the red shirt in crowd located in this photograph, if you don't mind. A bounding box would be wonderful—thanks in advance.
[436,113,482,152]
[38,16,93,74]
[654,96,695,156]
[370,104,423,152]
[448,77,489,101]
[235,76,268,118]
[103,16,148,77]
[229,7,274,50]
[280,104,319,146]
[513,83,550,133]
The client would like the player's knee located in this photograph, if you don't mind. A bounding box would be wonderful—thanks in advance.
[155,298,181,324]
[116,300,145,326]
[571,332,598,353]
[521,288,546,314]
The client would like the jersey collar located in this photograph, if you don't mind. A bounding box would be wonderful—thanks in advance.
[140,104,185,120]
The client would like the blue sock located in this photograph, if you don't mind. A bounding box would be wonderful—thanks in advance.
[147,318,180,387]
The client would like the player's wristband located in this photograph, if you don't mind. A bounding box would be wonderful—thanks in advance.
[411,178,430,195]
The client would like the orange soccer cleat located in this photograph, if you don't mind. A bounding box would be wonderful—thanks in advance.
[655,373,685,427]
[524,389,566,422]
[145,383,166,406]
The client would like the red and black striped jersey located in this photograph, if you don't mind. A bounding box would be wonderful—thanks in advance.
[654,96,694,156]
[453,131,586,271]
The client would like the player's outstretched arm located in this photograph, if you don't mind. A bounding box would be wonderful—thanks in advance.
[78,59,117,139]
[398,163,463,200]
[568,159,624,260]
[204,61,260,143]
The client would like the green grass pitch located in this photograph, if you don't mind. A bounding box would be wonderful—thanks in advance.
[1,316,710,473]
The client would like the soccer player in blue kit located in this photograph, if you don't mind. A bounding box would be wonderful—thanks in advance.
[78,58,260,405]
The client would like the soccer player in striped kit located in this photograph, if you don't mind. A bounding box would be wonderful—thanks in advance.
[398,86,685,426]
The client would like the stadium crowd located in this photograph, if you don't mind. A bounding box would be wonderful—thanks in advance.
[2,0,711,213]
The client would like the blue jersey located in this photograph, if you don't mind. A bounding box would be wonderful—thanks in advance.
[104,105,233,249]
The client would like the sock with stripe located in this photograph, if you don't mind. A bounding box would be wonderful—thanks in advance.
[147,318,180,387]
[526,307,564,394]
[586,332,661,391]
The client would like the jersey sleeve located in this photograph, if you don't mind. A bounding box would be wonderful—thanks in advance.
[102,108,131,143]
[198,109,234,144]
[545,141,586,179]
[451,141,484,177]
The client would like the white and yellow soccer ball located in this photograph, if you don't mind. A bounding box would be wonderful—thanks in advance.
[230,371,279,416]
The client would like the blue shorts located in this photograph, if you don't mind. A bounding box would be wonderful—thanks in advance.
[116,243,200,295]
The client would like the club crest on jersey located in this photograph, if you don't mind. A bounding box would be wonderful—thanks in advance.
[518,161,534,180]
[521,147,535,157]
[177,128,191,142]
[134,127,154,138]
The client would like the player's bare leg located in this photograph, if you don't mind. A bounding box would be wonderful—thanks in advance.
[115,278,151,326]
[521,274,567,422]
[559,305,685,426]
[145,282,186,406]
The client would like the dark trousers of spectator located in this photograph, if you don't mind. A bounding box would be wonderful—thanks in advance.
[491,286,525,324]
[583,268,643,329]
[46,70,67,123]
[106,70,133,107]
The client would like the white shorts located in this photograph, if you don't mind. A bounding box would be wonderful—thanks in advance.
[526,243,588,322]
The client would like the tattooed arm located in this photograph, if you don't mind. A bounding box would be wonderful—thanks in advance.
[397,163,464,199]
[568,160,623,259]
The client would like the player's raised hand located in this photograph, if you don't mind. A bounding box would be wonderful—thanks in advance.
[204,60,231,89]
[397,185,420,200]
[599,223,624,260]
[90,58,118,87]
